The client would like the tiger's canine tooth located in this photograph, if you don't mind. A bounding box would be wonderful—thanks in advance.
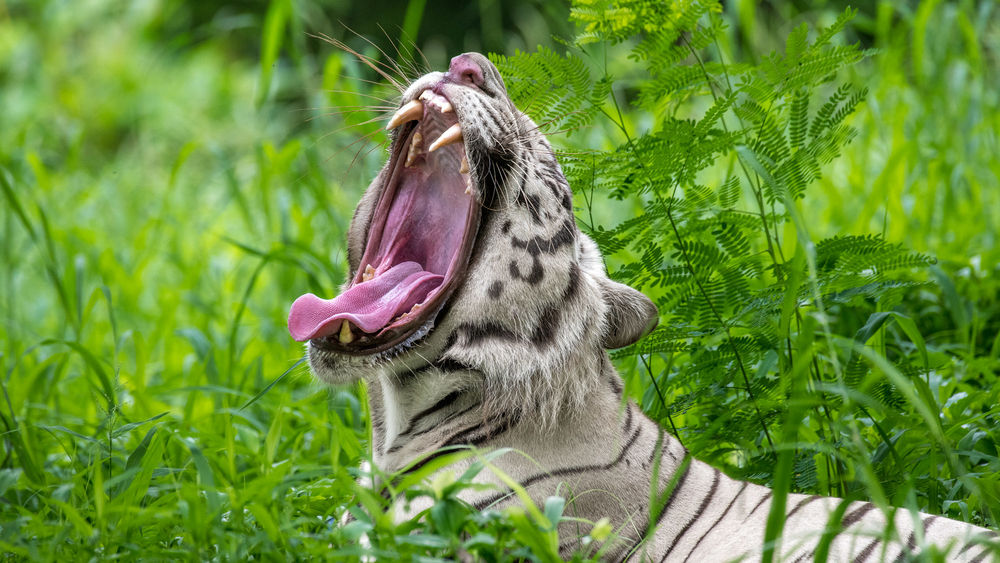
[465,175,473,194]
[339,320,355,344]
[428,123,463,152]
[459,155,469,174]
[362,264,375,282]
[386,99,423,130]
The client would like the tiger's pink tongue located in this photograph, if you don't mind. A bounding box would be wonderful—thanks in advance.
[288,261,443,342]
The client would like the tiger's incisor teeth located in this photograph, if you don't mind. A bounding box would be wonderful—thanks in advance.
[386,99,423,130]
[419,89,434,102]
[465,175,473,194]
[362,264,375,282]
[339,320,354,344]
[405,131,423,167]
[459,155,469,174]
[438,99,453,113]
[428,123,463,152]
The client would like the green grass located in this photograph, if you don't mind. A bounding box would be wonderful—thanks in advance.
[1,0,998,560]
[0,2,367,558]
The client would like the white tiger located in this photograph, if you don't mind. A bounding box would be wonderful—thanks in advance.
[287,52,999,562]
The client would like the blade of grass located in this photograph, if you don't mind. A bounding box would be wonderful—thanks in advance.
[241,356,306,410]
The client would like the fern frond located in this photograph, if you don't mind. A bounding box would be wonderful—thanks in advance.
[717,176,741,208]
[490,47,599,135]
[789,90,809,150]
[812,7,858,50]
[810,84,852,140]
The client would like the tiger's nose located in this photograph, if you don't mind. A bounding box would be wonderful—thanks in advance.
[447,54,484,88]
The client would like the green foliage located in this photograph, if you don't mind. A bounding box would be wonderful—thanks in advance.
[306,449,603,561]
[490,46,611,135]
[1,0,999,560]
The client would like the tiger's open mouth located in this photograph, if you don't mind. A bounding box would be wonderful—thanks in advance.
[288,88,480,355]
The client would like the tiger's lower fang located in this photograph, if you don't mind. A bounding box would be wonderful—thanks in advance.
[339,320,354,344]
[428,123,463,152]
[406,131,423,167]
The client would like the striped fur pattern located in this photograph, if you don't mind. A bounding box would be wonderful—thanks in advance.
[306,53,998,561]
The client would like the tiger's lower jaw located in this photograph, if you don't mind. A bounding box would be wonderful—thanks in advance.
[309,315,436,368]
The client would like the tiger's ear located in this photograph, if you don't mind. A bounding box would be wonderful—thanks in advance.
[598,278,659,349]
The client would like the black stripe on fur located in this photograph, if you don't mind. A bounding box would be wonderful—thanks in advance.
[682,482,749,563]
[660,468,722,561]
[473,425,643,511]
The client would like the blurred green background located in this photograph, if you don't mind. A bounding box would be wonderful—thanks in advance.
[1,0,998,558]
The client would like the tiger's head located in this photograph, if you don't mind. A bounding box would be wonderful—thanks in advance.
[289,53,657,421]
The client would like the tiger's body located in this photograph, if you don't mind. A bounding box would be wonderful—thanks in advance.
[288,53,998,561]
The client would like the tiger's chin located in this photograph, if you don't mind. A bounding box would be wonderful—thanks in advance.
[288,86,483,360]
[304,320,436,386]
